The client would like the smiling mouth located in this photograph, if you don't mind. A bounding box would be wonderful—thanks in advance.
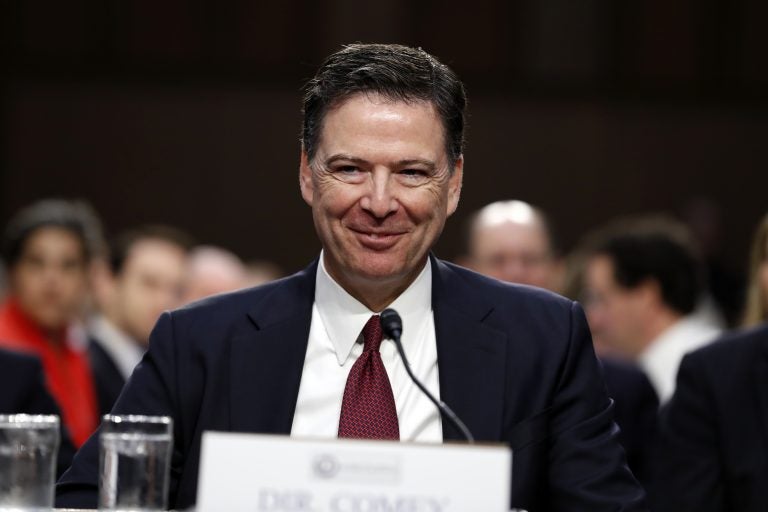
[350,228,406,250]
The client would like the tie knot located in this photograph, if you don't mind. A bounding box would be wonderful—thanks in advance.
[362,315,383,352]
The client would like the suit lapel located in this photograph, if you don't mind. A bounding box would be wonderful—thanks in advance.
[431,257,507,442]
[229,261,317,435]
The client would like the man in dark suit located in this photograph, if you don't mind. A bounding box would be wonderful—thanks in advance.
[57,43,647,510]
[650,323,768,511]
[0,347,76,477]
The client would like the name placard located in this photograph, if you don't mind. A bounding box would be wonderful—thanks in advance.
[196,432,511,512]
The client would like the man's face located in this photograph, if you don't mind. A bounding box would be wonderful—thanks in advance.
[300,93,462,296]
[469,221,559,290]
[583,255,647,358]
[10,227,89,332]
[110,239,186,346]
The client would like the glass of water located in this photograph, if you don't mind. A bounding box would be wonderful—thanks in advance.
[0,414,60,510]
[99,414,173,511]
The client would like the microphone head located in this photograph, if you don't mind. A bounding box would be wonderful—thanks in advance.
[380,308,403,340]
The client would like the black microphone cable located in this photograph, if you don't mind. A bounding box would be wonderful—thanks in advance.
[380,308,475,443]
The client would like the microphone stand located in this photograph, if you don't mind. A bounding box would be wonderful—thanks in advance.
[380,309,475,443]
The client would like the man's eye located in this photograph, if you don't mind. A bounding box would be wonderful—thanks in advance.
[400,169,429,179]
[331,165,365,183]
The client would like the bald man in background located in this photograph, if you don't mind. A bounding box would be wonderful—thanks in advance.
[463,200,564,291]
[462,200,659,486]
[180,246,249,304]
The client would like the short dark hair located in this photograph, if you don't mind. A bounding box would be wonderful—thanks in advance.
[302,43,467,164]
[1,199,104,267]
[108,225,194,275]
[590,216,702,315]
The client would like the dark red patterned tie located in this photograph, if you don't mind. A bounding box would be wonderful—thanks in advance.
[338,315,400,440]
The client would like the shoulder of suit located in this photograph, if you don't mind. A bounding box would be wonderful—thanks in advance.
[684,323,768,369]
[0,349,42,394]
[0,347,41,372]
[436,259,575,312]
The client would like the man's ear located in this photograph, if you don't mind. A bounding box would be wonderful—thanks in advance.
[637,278,663,309]
[299,150,314,206]
[446,155,464,217]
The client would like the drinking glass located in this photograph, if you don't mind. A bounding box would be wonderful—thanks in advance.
[99,415,173,511]
[0,414,60,510]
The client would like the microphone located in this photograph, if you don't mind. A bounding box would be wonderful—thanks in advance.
[380,308,475,443]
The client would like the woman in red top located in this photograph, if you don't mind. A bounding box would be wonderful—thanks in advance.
[0,199,101,447]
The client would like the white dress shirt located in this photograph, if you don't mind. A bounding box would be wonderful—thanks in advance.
[88,314,145,380]
[638,315,721,404]
[290,254,442,442]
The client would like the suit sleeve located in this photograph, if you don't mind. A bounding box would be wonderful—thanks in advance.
[55,312,183,508]
[547,302,648,511]
[649,352,723,512]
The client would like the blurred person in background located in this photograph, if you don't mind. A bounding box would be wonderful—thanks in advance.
[461,199,659,485]
[581,216,721,404]
[0,199,101,447]
[742,212,768,327]
[180,245,247,304]
[649,206,768,512]
[88,226,192,416]
[460,200,564,291]
[0,347,76,476]
[651,324,768,510]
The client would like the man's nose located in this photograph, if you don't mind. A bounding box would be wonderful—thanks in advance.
[360,169,398,218]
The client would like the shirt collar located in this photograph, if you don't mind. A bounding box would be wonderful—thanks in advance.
[638,315,721,403]
[315,251,433,365]
[88,314,145,379]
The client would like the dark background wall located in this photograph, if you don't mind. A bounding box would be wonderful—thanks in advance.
[2,0,767,276]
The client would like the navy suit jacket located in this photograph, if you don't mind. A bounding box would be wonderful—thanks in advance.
[650,323,768,512]
[601,358,659,487]
[0,347,76,477]
[57,258,646,510]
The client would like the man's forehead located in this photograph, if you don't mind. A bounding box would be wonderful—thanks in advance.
[314,93,448,161]
[327,91,438,115]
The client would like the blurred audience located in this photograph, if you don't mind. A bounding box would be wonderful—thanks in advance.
[0,347,76,476]
[649,210,768,512]
[88,226,192,416]
[461,199,659,485]
[742,212,768,327]
[460,200,564,291]
[180,245,248,304]
[0,199,102,447]
[651,321,768,511]
[580,216,721,403]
